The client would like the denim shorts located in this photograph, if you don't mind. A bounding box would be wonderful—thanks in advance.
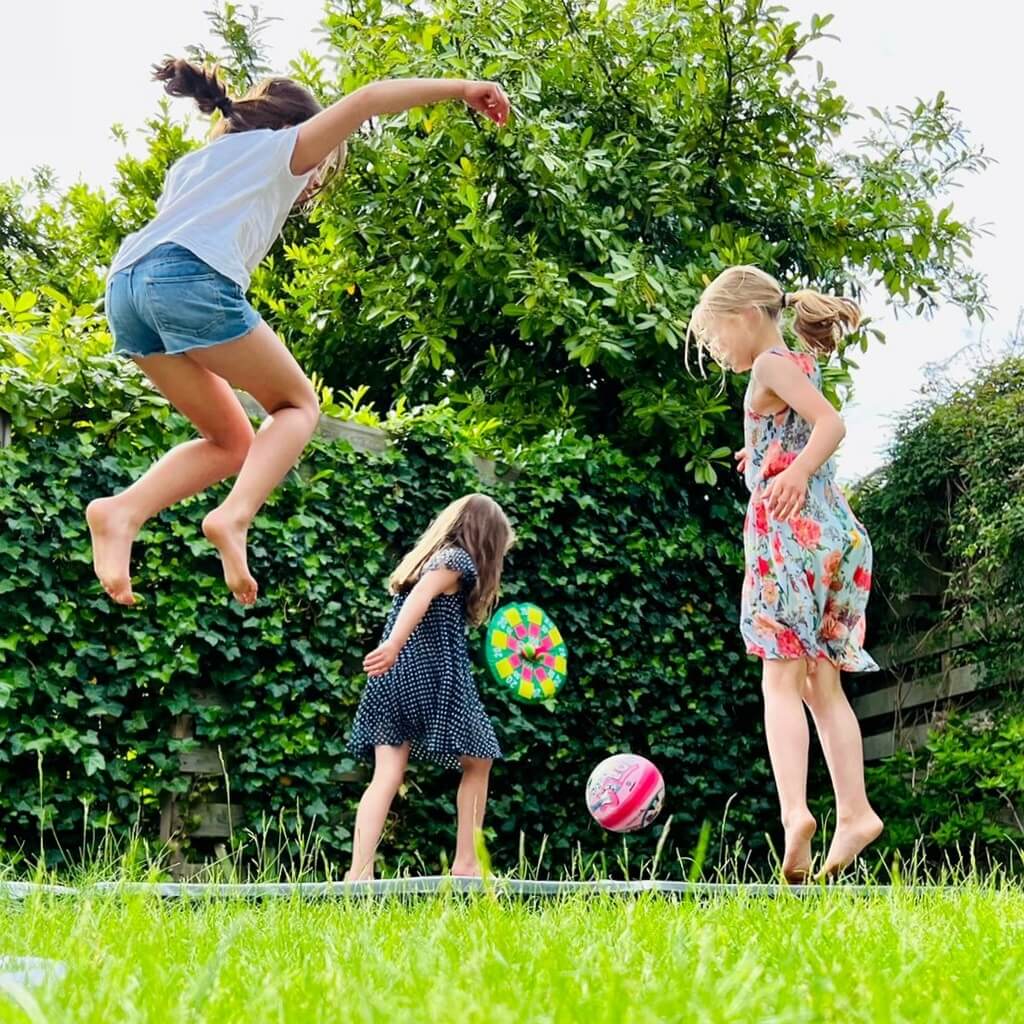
[105,243,262,358]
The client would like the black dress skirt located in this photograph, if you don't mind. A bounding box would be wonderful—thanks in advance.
[348,547,503,770]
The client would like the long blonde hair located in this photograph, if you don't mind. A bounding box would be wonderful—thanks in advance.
[390,494,515,626]
[688,265,861,363]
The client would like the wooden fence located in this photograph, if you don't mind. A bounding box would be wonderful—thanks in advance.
[856,628,988,761]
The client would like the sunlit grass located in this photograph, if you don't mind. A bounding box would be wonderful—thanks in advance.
[2,877,1023,1023]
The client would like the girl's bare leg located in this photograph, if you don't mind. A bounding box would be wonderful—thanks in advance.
[346,744,410,882]
[802,661,883,876]
[452,757,492,876]
[185,323,320,604]
[87,355,255,604]
[762,658,817,882]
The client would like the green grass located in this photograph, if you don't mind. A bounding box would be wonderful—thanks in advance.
[2,884,1023,1023]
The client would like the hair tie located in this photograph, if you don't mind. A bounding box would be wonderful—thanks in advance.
[782,292,795,309]
[215,96,234,116]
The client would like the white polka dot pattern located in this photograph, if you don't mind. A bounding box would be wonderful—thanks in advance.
[349,547,503,771]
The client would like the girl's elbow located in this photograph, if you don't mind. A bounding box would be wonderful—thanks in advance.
[835,414,847,441]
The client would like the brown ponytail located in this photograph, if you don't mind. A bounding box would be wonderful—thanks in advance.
[152,58,322,135]
[152,58,233,117]
[784,289,861,355]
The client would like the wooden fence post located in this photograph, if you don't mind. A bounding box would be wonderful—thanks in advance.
[0,410,10,449]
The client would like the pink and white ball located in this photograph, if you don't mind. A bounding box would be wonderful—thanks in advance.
[586,754,665,833]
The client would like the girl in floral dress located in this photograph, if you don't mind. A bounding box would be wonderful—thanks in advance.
[689,265,883,881]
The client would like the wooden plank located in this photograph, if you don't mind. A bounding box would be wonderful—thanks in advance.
[315,416,389,453]
[235,391,389,453]
[170,714,194,740]
[179,748,223,775]
[472,455,522,486]
[871,629,971,672]
[853,663,984,720]
[0,410,10,449]
[159,795,178,844]
[189,689,226,708]
[863,722,933,761]
[187,802,235,839]
[330,769,364,783]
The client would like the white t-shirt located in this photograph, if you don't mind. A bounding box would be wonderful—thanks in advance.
[108,125,312,291]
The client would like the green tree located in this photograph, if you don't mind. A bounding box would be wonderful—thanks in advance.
[0,0,990,480]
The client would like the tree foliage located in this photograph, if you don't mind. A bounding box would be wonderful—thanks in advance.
[0,0,990,478]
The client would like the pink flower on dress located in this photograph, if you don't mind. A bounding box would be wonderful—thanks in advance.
[772,533,785,565]
[762,578,780,605]
[753,612,785,635]
[820,612,849,642]
[805,569,816,591]
[757,557,771,577]
[777,629,806,659]
[749,645,768,660]
[754,501,769,537]
[823,550,843,589]
[790,516,823,550]
[853,566,872,591]
[764,447,798,480]
[791,352,817,375]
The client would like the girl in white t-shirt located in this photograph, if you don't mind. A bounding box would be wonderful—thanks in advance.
[90,59,508,606]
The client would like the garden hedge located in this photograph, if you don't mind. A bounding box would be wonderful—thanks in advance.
[0,355,775,875]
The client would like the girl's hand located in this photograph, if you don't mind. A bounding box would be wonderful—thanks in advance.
[364,639,400,677]
[765,465,809,521]
[734,448,748,475]
[463,81,510,126]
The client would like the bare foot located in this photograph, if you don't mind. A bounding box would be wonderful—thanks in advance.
[781,813,817,884]
[86,497,139,605]
[450,863,482,878]
[344,869,373,883]
[821,811,883,879]
[202,508,258,606]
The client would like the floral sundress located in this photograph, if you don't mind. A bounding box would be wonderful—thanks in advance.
[740,347,878,672]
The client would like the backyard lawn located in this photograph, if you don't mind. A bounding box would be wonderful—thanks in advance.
[2,881,1023,1023]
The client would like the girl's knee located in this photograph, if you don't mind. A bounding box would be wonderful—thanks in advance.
[220,422,256,470]
[460,757,492,777]
[371,768,405,794]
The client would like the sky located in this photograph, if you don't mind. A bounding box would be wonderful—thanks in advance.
[2,1,1020,482]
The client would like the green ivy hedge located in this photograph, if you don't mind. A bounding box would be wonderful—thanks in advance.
[852,355,1024,867]
[0,361,775,875]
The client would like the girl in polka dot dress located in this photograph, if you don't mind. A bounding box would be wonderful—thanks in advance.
[346,494,514,880]
[689,265,884,882]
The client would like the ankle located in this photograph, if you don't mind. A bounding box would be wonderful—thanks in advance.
[91,495,145,532]
[782,811,815,831]
[836,807,880,828]
[205,504,253,529]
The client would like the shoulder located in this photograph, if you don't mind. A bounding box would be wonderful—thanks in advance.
[424,546,478,584]
[753,347,817,384]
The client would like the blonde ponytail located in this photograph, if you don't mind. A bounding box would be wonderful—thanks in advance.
[784,289,861,355]
[687,265,860,364]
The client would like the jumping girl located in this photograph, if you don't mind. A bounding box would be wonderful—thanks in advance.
[688,265,884,881]
[346,494,514,881]
[90,60,508,606]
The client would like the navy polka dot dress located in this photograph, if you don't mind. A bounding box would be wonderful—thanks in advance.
[349,547,503,770]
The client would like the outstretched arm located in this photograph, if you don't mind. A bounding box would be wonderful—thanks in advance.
[363,568,461,677]
[291,78,509,175]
